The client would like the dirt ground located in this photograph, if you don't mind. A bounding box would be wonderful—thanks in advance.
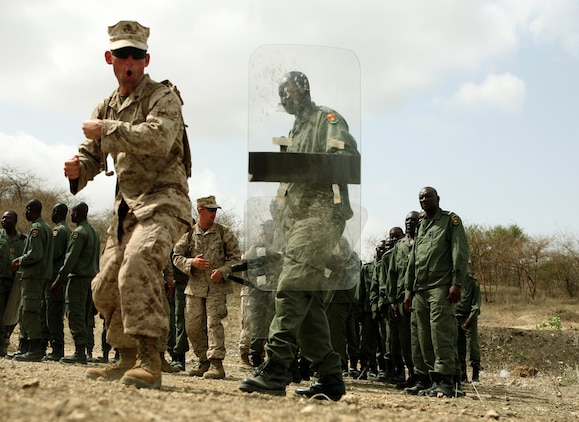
[1,287,579,422]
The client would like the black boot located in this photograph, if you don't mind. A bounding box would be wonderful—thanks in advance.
[60,344,87,364]
[404,374,432,395]
[396,368,417,390]
[239,360,288,396]
[294,372,346,401]
[13,339,43,362]
[43,342,64,361]
[472,362,480,382]
[170,353,186,371]
[86,348,94,363]
[7,338,29,359]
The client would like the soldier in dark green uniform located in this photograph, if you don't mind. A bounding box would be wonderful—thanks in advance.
[54,203,100,364]
[0,211,27,357]
[240,71,359,401]
[11,199,54,362]
[43,204,71,361]
[386,211,419,389]
[404,187,469,398]
[456,272,481,382]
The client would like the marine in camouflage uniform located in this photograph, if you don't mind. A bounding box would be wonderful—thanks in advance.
[64,21,192,389]
[0,211,27,356]
[173,196,241,380]
[404,187,469,398]
[53,203,100,365]
[42,204,71,361]
[12,199,54,362]
[240,71,360,401]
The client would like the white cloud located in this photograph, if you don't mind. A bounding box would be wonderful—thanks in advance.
[434,72,526,114]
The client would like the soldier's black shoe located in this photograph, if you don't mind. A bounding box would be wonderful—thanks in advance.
[170,354,186,371]
[240,361,288,396]
[404,375,432,395]
[427,378,462,398]
[396,373,417,390]
[60,350,87,365]
[294,373,346,401]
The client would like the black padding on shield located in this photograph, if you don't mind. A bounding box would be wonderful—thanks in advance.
[249,152,360,184]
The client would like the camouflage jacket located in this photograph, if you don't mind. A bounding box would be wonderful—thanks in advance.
[172,223,241,297]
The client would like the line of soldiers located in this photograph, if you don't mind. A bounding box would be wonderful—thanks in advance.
[0,200,100,364]
[237,187,481,399]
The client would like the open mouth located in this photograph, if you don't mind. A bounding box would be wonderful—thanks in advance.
[126,70,133,77]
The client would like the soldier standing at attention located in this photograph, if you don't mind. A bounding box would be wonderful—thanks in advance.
[64,20,192,389]
[53,203,100,365]
[11,200,54,362]
[239,71,360,401]
[456,270,482,382]
[0,211,27,357]
[43,203,71,361]
[172,196,241,380]
[404,187,469,397]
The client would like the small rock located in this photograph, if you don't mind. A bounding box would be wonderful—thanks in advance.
[485,409,500,419]
[22,379,40,389]
[301,404,317,414]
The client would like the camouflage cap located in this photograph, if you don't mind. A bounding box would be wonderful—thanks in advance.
[108,20,149,51]
[196,195,221,209]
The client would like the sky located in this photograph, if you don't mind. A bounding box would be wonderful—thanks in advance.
[1,0,578,261]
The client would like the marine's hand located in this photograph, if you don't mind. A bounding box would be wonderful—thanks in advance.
[447,285,461,304]
[11,258,19,271]
[464,317,473,329]
[64,155,80,180]
[82,119,103,140]
[192,254,210,271]
[210,269,223,282]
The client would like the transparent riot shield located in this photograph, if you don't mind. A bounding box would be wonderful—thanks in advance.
[234,44,363,292]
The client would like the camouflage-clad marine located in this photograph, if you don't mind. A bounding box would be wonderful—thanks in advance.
[12,200,54,362]
[404,187,469,398]
[64,21,192,389]
[42,204,71,361]
[173,196,241,380]
[0,211,27,356]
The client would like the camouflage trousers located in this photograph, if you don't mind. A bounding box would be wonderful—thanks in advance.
[185,293,228,361]
[92,211,186,350]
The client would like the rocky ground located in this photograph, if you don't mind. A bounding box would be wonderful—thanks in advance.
[1,290,579,421]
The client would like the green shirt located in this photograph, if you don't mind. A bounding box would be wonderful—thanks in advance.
[0,229,27,280]
[406,209,469,296]
[386,235,414,303]
[54,220,100,283]
[456,274,481,319]
[51,221,72,280]
[19,217,53,280]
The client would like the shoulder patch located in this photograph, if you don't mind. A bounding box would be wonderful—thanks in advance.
[53,230,59,236]
[451,214,460,225]
[326,113,339,124]
[72,232,79,238]
[31,229,39,238]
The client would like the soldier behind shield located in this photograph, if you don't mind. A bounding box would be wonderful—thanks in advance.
[240,71,360,401]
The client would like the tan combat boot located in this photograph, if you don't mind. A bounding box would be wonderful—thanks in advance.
[86,347,138,381]
[188,360,210,377]
[121,336,162,389]
[239,351,253,370]
[203,359,226,379]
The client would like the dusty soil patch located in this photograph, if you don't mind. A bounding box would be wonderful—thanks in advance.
[1,289,579,421]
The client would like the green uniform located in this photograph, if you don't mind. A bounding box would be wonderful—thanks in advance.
[406,209,469,377]
[266,103,359,377]
[18,217,53,340]
[386,235,414,373]
[54,220,100,347]
[357,260,379,372]
[42,221,71,348]
[0,229,27,340]
[456,274,481,374]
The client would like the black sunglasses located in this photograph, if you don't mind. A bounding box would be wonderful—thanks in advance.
[111,47,147,60]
